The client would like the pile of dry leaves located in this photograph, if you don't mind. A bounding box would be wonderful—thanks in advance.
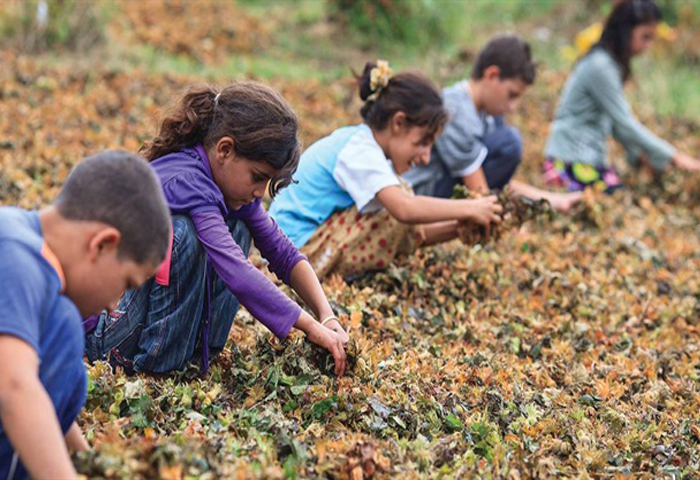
[2,3,700,478]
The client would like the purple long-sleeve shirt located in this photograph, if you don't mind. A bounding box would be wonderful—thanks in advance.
[150,145,305,339]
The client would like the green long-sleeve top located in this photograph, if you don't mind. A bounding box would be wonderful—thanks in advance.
[545,47,675,171]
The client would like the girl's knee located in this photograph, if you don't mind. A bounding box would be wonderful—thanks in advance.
[172,215,205,268]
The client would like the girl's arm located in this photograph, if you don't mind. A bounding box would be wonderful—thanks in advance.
[191,211,348,375]
[236,201,349,340]
[586,53,675,171]
[375,185,502,225]
[289,261,349,343]
[422,221,460,245]
[0,336,78,479]
[234,200,305,285]
[671,151,700,171]
[192,210,301,339]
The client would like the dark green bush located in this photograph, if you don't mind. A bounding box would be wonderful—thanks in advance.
[329,0,462,50]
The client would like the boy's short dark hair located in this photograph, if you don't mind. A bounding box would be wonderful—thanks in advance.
[54,151,171,265]
[471,34,537,85]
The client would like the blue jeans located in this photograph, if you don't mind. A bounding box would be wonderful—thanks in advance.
[414,118,523,198]
[85,215,250,374]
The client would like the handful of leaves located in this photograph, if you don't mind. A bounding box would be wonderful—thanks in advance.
[306,336,360,377]
[451,185,553,245]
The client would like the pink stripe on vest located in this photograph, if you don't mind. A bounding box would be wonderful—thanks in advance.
[155,230,173,286]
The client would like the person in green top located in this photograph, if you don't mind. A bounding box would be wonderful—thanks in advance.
[544,0,700,192]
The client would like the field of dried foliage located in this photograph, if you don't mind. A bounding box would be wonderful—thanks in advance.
[2,1,700,479]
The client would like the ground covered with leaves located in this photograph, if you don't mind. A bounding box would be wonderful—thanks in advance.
[2,2,700,479]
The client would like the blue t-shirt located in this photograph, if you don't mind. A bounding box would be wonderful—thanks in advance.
[0,207,87,480]
[269,124,400,248]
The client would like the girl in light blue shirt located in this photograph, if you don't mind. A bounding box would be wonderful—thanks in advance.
[270,61,503,279]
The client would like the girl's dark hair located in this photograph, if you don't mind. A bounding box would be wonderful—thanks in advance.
[594,0,662,82]
[141,82,301,197]
[357,62,447,143]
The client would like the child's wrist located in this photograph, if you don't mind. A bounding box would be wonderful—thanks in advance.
[320,315,339,327]
[294,311,316,334]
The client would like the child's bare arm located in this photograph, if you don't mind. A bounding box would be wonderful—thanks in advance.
[422,221,460,245]
[0,335,78,479]
[462,168,490,194]
[508,180,582,213]
[672,151,700,171]
[289,261,349,343]
[376,185,502,225]
[65,421,89,453]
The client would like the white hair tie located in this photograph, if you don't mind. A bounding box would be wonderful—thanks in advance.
[214,92,221,108]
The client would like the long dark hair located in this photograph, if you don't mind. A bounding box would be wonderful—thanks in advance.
[141,82,301,197]
[357,62,447,144]
[594,0,662,82]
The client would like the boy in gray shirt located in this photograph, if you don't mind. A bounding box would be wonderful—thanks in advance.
[404,35,581,212]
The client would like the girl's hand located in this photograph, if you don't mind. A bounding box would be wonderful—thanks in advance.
[464,195,503,226]
[323,319,350,345]
[672,151,700,172]
[308,323,347,376]
[295,313,347,376]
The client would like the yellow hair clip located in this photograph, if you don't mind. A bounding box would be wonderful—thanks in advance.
[367,60,393,102]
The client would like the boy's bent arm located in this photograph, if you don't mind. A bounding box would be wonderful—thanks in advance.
[462,168,490,194]
[65,421,89,453]
[508,180,582,213]
[0,335,78,479]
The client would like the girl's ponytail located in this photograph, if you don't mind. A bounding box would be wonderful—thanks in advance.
[142,85,219,161]
[357,61,377,103]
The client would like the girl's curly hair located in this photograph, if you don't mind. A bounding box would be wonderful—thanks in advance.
[141,81,301,197]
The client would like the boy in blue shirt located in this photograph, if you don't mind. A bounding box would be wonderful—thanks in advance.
[0,151,171,479]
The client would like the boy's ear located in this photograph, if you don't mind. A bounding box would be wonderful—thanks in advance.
[483,65,502,81]
[390,111,408,134]
[215,136,236,163]
[88,227,121,262]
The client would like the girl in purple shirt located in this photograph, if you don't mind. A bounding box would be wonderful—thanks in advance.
[85,82,349,376]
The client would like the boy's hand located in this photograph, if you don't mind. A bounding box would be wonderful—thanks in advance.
[0,335,78,479]
[295,313,347,376]
[66,421,89,453]
[546,191,583,213]
[464,195,503,227]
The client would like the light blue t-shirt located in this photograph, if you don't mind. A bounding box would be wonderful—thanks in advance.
[0,207,87,480]
[270,124,400,248]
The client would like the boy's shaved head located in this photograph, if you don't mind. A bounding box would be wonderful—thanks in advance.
[54,151,171,265]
